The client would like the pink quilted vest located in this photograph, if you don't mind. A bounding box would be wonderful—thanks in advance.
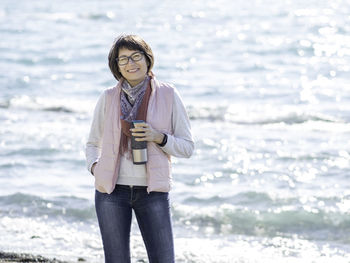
[93,77,174,194]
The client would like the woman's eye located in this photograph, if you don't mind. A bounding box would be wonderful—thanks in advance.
[132,54,141,60]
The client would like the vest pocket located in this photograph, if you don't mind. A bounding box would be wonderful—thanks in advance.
[94,144,117,178]
[147,164,172,193]
[94,155,117,194]
[96,155,116,172]
[147,154,171,190]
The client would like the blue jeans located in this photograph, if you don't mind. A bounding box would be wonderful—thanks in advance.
[95,185,175,263]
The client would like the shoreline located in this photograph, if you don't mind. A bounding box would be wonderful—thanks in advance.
[0,251,73,263]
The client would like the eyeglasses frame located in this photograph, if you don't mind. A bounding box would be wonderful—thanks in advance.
[116,51,145,66]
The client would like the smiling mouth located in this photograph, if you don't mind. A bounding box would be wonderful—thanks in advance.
[127,68,139,73]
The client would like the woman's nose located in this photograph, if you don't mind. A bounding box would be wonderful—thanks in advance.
[127,59,136,65]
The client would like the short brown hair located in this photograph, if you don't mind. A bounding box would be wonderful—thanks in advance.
[108,34,154,80]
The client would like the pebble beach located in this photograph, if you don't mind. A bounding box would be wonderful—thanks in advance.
[0,251,69,263]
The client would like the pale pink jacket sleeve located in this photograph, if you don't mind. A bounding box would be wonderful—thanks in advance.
[161,88,194,158]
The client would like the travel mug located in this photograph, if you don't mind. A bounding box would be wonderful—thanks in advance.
[131,120,148,164]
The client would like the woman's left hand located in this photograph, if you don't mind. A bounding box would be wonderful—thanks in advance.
[130,122,164,144]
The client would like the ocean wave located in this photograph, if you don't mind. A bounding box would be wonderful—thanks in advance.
[80,12,115,21]
[0,193,95,221]
[1,189,350,250]
[174,193,350,242]
[0,95,84,114]
[2,148,59,157]
[42,106,74,113]
[187,105,345,125]
[2,96,345,126]
[184,192,273,206]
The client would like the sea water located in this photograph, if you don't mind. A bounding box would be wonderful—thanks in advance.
[1,0,350,262]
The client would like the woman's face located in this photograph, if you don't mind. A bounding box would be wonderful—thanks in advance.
[117,48,148,86]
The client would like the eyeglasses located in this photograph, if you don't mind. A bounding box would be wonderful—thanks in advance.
[116,51,144,66]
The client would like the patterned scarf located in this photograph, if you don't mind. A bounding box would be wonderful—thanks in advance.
[120,76,152,155]
[120,75,149,121]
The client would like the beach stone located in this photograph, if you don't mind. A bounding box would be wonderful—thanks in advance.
[0,251,69,263]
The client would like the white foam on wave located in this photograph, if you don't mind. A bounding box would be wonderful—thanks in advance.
[0,216,102,262]
[2,95,94,114]
[188,101,347,127]
[0,215,349,263]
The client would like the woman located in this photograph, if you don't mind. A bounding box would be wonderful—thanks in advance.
[85,34,194,263]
